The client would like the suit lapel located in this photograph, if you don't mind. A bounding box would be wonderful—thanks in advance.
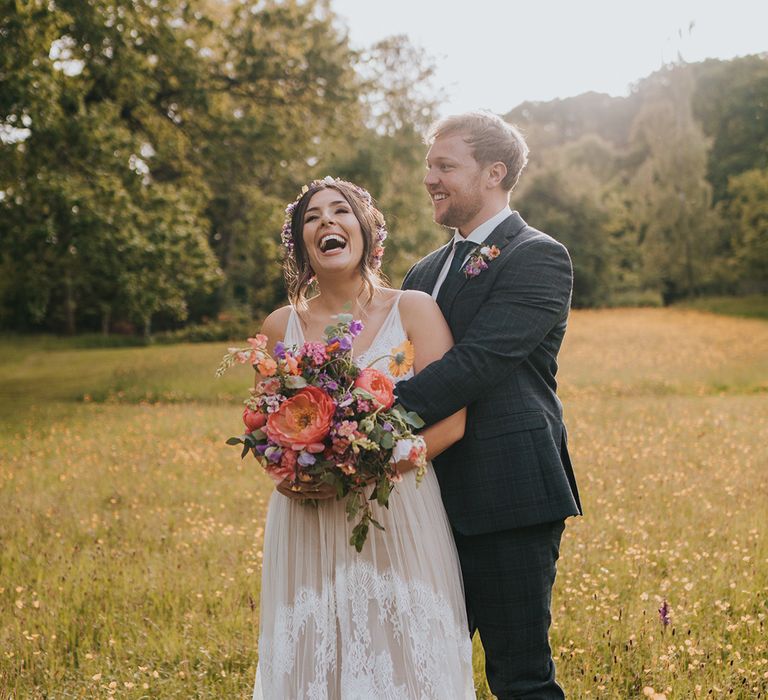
[415,242,452,294]
[436,213,524,315]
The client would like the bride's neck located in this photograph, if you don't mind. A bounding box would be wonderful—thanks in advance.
[311,274,378,315]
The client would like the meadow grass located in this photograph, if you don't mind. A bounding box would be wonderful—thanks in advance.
[1,308,767,698]
[675,294,768,321]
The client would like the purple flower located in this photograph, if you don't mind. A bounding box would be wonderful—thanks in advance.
[317,373,339,392]
[273,341,287,360]
[298,451,316,467]
[658,600,670,626]
[349,320,364,337]
[339,335,353,351]
[382,422,394,432]
[265,446,283,463]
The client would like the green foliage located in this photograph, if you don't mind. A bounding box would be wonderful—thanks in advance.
[624,67,717,303]
[2,6,765,327]
[693,55,768,203]
[722,168,768,288]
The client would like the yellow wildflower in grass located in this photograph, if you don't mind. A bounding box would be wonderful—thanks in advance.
[388,340,415,377]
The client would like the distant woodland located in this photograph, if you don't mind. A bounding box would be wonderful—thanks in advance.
[1,0,766,337]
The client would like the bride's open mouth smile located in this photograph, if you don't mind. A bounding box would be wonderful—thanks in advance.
[318,233,348,254]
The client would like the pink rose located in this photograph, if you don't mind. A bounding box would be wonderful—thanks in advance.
[243,408,267,433]
[354,368,394,410]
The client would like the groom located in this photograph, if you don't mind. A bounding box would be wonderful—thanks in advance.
[394,111,581,699]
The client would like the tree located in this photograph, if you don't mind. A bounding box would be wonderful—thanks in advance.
[625,66,716,302]
[693,55,768,203]
[722,168,768,291]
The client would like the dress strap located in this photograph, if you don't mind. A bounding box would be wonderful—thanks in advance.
[284,307,305,346]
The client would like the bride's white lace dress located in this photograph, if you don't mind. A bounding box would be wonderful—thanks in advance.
[253,296,475,699]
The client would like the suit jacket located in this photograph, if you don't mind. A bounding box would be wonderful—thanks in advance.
[396,211,582,535]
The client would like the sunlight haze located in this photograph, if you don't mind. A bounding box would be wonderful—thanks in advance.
[332,0,768,116]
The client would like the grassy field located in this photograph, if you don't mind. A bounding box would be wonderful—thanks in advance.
[675,294,768,321]
[1,308,767,699]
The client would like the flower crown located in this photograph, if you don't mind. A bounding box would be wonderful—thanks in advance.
[280,176,387,269]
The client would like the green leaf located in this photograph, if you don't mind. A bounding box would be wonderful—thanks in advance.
[345,494,361,521]
[404,411,425,429]
[375,478,393,507]
[380,432,395,449]
[225,437,243,446]
[352,387,375,400]
[350,521,369,552]
[369,516,385,531]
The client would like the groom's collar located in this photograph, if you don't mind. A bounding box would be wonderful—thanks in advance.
[451,205,513,247]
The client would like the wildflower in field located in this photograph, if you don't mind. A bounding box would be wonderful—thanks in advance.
[658,599,670,626]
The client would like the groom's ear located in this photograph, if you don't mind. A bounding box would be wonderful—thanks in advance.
[486,161,508,189]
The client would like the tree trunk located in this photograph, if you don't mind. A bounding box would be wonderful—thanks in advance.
[143,314,152,340]
[101,306,111,336]
[64,269,76,335]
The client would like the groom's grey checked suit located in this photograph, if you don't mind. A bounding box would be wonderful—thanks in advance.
[395,210,582,699]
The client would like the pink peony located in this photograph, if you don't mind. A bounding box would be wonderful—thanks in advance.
[266,386,335,452]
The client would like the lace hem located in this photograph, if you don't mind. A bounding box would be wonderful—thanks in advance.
[257,560,473,700]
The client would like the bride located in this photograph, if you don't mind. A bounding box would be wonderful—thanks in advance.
[252,177,476,699]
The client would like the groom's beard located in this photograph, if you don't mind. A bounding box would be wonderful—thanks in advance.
[433,182,484,230]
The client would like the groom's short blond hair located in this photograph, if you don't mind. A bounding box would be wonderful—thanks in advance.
[426,111,529,192]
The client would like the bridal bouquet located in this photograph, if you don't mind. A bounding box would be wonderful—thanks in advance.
[216,314,427,551]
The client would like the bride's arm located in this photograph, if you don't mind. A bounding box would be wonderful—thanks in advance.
[398,291,466,471]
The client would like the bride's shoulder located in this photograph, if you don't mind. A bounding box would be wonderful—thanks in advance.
[397,290,443,327]
[260,305,293,346]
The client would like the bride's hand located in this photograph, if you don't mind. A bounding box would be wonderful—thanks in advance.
[276,478,337,501]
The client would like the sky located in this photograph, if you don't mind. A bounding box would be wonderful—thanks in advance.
[331,0,768,116]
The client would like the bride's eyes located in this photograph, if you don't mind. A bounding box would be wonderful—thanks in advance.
[304,206,350,223]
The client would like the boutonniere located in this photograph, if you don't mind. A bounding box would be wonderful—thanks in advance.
[463,245,501,278]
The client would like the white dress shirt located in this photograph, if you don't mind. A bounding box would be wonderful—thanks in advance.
[431,206,513,299]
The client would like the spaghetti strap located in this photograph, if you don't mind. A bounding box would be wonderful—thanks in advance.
[284,307,305,347]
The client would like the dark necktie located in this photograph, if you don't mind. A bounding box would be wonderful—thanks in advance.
[447,239,476,278]
[436,239,476,305]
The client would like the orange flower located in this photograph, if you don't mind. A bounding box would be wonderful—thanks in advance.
[256,355,277,377]
[354,368,394,410]
[281,354,301,375]
[266,386,335,452]
[388,339,415,378]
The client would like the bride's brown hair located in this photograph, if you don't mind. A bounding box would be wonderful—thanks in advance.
[283,179,388,311]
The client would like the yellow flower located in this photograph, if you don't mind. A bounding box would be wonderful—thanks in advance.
[388,340,415,377]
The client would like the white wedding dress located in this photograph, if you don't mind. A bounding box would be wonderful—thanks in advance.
[253,296,475,699]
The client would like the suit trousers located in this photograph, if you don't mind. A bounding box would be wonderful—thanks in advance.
[454,520,566,700]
